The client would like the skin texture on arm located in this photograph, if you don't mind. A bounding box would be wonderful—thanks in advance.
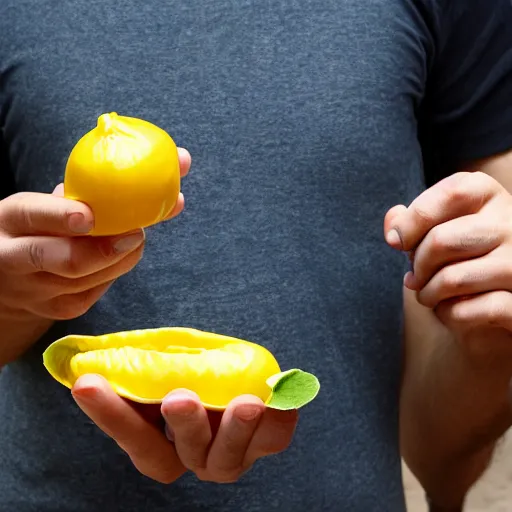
[398,149,512,510]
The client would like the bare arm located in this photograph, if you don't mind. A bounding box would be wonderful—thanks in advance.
[399,150,512,510]
[0,316,54,367]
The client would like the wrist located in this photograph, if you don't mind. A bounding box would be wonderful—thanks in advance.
[0,309,53,366]
[426,494,464,512]
[427,499,463,512]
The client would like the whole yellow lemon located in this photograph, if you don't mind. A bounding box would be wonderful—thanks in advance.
[64,112,180,236]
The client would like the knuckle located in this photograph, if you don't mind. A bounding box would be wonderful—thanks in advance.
[0,241,20,274]
[411,205,432,225]
[470,171,494,188]
[439,268,465,293]
[47,290,95,320]
[60,250,83,277]
[441,180,468,203]
[15,195,39,232]
[428,226,446,252]
[445,171,496,201]
[0,193,32,233]
[485,292,508,326]
[27,241,46,271]
[445,301,472,325]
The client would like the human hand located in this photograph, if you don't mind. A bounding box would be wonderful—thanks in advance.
[0,148,190,322]
[72,374,298,484]
[384,171,512,358]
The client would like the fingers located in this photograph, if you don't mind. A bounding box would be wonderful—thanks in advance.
[178,147,192,177]
[4,243,142,307]
[161,389,212,473]
[160,146,190,220]
[0,229,145,276]
[28,280,115,320]
[161,393,295,484]
[72,374,185,484]
[163,193,185,221]
[435,291,512,334]
[205,395,265,482]
[37,244,143,295]
[417,255,511,309]
[384,172,502,252]
[407,214,504,290]
[0,191,95,236]
[244,407,298,463]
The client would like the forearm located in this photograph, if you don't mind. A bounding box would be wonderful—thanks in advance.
[401,289,512,508]
[0,309,53,367]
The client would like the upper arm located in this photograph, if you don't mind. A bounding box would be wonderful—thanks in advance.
[404,0,512,376]
[419,0,512,187]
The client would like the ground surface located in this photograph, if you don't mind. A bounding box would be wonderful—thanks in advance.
[404,431,512,511]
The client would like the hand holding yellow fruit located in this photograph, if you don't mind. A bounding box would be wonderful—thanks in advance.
[64,112,181,236]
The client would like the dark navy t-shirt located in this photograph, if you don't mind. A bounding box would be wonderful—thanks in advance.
[1,1,512,510]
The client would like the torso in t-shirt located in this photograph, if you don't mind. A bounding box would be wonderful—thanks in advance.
[0,0,483,510]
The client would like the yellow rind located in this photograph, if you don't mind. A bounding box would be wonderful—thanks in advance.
[43,327,281,411]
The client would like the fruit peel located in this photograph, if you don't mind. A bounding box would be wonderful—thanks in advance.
[64,112,181,236]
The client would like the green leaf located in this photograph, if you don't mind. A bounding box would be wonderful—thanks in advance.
[264,369,320,410]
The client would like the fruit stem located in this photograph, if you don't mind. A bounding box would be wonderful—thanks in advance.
[97,112,118,135]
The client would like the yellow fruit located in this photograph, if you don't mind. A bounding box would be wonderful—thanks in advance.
[43,327,281,410]
[64,112,180,236]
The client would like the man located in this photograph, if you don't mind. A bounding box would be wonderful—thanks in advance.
[0,0,512,510]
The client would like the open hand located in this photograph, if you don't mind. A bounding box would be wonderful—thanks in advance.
[72,375,298,484]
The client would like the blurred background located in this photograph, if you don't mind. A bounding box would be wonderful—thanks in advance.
[403,431,512,511]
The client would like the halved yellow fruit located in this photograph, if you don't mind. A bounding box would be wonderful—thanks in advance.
[43,327,281,410]
[64,112,180,236]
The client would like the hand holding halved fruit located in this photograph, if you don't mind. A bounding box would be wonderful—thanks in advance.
[44,328,320,484]
[43,327,320,411]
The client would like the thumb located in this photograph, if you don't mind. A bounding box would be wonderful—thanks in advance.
[383,204,407,249]
[0,191,94,236]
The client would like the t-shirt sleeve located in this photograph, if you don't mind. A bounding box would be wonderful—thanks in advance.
[419,0,512,183]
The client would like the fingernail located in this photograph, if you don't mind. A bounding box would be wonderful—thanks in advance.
[162,393,197,416]
[235,405,262,422]
[386,229,402,248]
[68,212,93,234]
[113,231,145,254]
[403,271,417,290]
